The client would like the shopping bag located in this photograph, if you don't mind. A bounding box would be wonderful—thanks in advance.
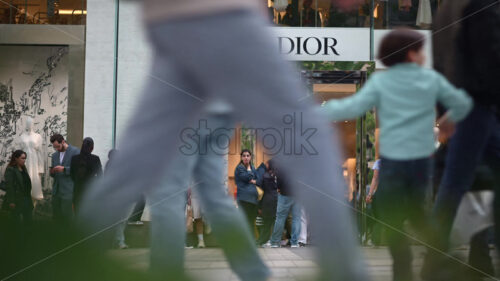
[450,191,494,247]
[256,185,264,201]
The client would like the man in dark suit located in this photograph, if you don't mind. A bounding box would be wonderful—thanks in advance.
[50,134,80,225]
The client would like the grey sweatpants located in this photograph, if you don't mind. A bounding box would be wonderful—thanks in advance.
[148,113,269,280]
[80,10,368,281]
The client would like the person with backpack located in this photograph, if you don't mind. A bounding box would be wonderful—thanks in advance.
[70,137,102,214]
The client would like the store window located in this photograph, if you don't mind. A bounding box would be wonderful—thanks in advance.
[269,0,369,27]
[267,0,440,29]
[373,0,440,29]
[0,2,86,216]
[0,0,87,25]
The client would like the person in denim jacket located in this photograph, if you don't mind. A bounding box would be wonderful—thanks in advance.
[234,149,259,232]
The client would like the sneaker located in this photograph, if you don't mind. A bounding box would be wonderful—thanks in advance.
[260,241,272,248]
[127,221,144,226]
[197,240,206,248]
[291,244,299,248]
[118,243,129,249]
[185,245,194,249]
[270,244,280,248]
[298,242,306,247]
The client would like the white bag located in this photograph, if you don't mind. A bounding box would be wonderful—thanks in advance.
[450,191,494,247]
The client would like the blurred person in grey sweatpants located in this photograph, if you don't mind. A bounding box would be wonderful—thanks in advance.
[79,1,368,281]
[147,101,268,279]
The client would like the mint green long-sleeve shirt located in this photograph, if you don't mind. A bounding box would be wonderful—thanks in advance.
[322,63,473,160]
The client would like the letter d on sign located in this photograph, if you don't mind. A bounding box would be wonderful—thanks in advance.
[278,37,295,55]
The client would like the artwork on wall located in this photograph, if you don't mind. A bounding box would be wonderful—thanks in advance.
[0,45,69,214]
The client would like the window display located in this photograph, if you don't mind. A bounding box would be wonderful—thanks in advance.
[0,0,86,25]
[0,45,69,196]
[268,0,440,29]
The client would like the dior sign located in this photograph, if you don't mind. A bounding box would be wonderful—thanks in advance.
[271,27,371,61]
[278,36,340,56]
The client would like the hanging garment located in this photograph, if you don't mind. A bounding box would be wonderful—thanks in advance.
[416,0,433,27]
[17,133,45,200]
[274,0,288,11]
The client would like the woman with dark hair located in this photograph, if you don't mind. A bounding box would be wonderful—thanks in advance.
[234,149,259,232]
[256,159,278,246]
[3,150,33,225]
[70,137,102,213]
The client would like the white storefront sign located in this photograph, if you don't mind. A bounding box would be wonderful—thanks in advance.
[271,27,371,61]
[271,27,432,68]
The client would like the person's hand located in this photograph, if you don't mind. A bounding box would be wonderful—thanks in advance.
[258,209,262,216]
[437,113,456,141]
[51,166,64,173]
[250,179,257,185]
[9,203,15,209]
[366,194,373,204]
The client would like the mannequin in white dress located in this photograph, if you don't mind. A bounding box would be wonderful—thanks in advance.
[17,117,45,201]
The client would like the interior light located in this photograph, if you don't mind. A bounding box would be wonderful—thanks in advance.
[58,9,87,15]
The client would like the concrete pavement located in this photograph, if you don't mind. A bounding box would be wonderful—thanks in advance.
[107,246,454,281]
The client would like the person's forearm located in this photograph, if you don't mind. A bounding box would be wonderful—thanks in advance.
[369,174,379,196]
[370,183,378,195]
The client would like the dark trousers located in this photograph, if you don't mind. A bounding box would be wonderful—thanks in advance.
[376,157,433,281]
[10,198,33,227]
[432,105,500,251]
[128,195,146,222]
[257,215,275,245]
[469,228,494,278]
[424,104,500,279]
[368,197,384,246]
[238,200,258,235]
[52,196,74,225]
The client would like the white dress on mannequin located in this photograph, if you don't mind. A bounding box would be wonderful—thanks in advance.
[17,118,45,200]
[416,0,432,28]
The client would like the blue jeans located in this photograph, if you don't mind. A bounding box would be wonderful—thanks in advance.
[270,194,301,246]
[430,104,500,254]
[376,157,433,281]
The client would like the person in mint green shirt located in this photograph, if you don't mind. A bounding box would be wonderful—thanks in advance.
[321,29,473,281]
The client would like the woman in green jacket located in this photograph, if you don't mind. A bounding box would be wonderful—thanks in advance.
[4,150,33,225]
